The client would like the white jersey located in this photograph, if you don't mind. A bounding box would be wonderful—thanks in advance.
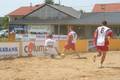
[68,31,77,43]
[45,39,56,47]
[44,39,58,55]
[96,26,110,46]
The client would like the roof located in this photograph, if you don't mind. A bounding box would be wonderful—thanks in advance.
[10,12,120,25]
[8,4,80,18]
[93,3,120,12]
[8,4,45,16]
[9,18,76,25]
[48,4,80,18]
[79,12,120,25]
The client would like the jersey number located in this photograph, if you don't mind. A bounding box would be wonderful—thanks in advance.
[100,28,104,33]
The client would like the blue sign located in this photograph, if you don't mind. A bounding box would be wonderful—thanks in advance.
[0,47,18,52]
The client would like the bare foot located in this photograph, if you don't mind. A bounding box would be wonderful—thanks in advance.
[98,64,104,68]
[60,53,65,58]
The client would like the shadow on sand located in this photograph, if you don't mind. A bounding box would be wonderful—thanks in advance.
[104,66,120,70]
[0,56,33,61]
[71,56,88,59]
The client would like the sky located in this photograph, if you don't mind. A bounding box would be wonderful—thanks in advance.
[0,0,120,17]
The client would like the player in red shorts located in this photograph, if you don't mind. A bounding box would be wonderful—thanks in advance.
[61,26,80,58]
[93,21,113,68]
[64,33,75,51]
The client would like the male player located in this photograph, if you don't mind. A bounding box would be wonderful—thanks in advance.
[61,25,80,58]
[44,34,61,58]
[93,21,113,68]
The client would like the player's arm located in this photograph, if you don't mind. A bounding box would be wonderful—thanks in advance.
[107,29,113,38]
[74,32,78,40]
[93,30,98,46]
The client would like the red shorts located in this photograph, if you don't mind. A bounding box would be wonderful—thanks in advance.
[96,46,108,51]
[64,43,76,50]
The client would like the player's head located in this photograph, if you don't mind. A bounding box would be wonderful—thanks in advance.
[47,34,53,39]
[68,25,75,31]
[69,34,73,39]
[102,21,107,26]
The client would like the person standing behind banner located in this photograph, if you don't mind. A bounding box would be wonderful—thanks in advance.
[44,34,61,58]
[93,21,113,68]
[61,25,80,58]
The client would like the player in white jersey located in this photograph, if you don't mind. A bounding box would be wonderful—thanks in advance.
[44,34,60,58]
[93,21,113,68]
[61,25,80,58]
[68,29,77,44]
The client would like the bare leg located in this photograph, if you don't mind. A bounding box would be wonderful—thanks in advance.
[61,48,66,57]
[97,51,102,57]
[93,50,102,62]
[100,51,107,67]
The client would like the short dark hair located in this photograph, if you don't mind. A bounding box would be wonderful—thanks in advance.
[102,21,107,25]
[47,34,53,38]
[69,25,75,30]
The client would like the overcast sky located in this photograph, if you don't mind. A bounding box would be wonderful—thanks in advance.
[0,0,120,17]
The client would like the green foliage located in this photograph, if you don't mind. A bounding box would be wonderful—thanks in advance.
[1,16,9,29]
[45,0,54,4]
[79,9,85,14]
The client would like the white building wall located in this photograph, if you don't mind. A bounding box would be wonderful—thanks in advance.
[28,24,54,34]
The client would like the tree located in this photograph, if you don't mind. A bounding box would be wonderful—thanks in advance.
[45,0,54,4]
[79,9,85,14]
[1,16,9,29]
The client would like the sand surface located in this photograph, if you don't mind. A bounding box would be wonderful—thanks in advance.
[0,51,120,80]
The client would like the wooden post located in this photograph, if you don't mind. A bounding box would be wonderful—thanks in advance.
[19,40,23,57]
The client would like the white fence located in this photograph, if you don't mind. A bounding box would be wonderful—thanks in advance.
[22,41,46,56]
[0,42,19,59]
[0,41,59,59]
[88,39,96,51]
[16,34,67,41]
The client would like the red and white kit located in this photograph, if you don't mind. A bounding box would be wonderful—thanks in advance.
[64,31,77,50]
[94,26,112,51]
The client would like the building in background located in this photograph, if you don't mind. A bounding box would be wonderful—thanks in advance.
[93,3,120,12]
[7,3,120,40]
[8,3,81,40]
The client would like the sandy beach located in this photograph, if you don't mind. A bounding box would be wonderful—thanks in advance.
[0,51,120,80]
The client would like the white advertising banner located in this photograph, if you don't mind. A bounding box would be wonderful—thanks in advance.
[22,40,59,57]
[88,39,96,51]
[16,34,67,41]
[0,42,19,58]
[53,35,67,40]
[22,41,46,56]
[36,35,67,41]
